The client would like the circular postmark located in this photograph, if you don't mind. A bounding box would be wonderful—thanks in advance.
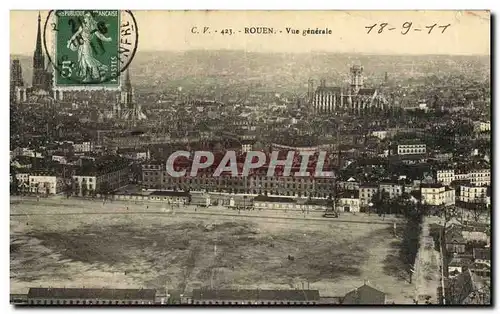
[43,10,139,89]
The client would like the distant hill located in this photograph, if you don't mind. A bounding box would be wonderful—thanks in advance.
[11,50,490,93]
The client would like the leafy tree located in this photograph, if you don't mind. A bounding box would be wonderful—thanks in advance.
[10,173,19,196]
[98,181,111,199]
[81,183,88,197]
[64,182,73,198]
[471,203,488,223]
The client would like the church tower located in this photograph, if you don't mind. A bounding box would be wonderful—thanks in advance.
[307,79,314,105]
[32,12,46,90]
[349,65,364,94]
[115,69,146,126]
[120,69,134,107]
[11,59,26,103]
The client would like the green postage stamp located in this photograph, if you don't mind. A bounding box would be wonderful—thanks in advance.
[48,10,138,90]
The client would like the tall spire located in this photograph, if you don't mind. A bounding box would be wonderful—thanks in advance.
[35,12,42,56]
[124,68,132,91]
[32,11,46,90]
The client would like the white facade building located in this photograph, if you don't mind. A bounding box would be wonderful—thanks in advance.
[436,169,455,186]
[72,175,97,195]
[242,144,252,153]
[459,185,488,204]
[397,144,426,155]
[435,169,490,187]
[379,182,404,199]
[371,131,388,140]
[421,183,455,206]
[29,175,64,195]
[468,169,490,187]
[474,121,491,133]
[359,184,378,207]
[73,142,92,153]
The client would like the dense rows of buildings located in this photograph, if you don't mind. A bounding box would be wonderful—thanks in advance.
[9,12,491,306]
[12,283,388,305]
[442,223,491,304]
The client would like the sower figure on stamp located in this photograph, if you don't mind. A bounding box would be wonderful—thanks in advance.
[67,11,112,82]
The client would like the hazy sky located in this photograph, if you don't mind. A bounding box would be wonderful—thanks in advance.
[10,10,490,55]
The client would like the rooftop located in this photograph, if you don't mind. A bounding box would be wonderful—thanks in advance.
[357,88,376,96]
[342,284,385,305]
[253,195,296,203]
[27,288,156,300]
[473,248,491,261]
[192,289,320,301]
[149,190,190,197]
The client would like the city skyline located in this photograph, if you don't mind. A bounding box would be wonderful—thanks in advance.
[9,9,492,306]
[11,10,490,56]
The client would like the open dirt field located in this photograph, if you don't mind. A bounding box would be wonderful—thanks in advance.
[10,198,414,303]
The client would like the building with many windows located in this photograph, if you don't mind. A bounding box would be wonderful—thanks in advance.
[188,289,320,305]
[252,195,330,212]
[473,121,491,133]
[421,183,455,207]
[436,169,455,186]
[438,168,490,187]
[141,153,336,199]
[27,288,157,305]
[379,182,404,199]
[338,190,360,212]
[468,169,490,187]
[72,158,130,195]
[397,143,426,155]
[458,184,489,204]
[359,183,379,208]
[28,173,65,195]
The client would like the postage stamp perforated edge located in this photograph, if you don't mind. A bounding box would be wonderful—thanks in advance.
[51,10,123,92]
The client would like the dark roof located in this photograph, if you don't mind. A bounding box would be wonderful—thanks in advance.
[445,225,466,244]
[253,195,296,203]
[192,289,320,301]
[304,198,329,206]
[359,183,379,188]
[473,248,491,261]
[410,190,422,200]
[342,284,385,304]
[379,181,400,186]
[357,88,376,96]
[398,141,425,146]
[27,288,156,300]
[449,256,472,267]
[421,183,444,189]
[338,190,359,199]
[149,190,190,197]
[316,86,341,94]
[400,154,427,160]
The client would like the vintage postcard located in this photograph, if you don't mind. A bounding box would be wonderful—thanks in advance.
[10,10,490,306]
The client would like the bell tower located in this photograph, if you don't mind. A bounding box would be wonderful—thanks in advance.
[350,65,364,94]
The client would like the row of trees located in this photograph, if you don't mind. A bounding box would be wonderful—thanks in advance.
[370,191,415,217]
[63,181,114,199]
[370,191,423,284]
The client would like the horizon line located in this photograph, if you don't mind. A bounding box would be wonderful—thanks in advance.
[10,49,491,57]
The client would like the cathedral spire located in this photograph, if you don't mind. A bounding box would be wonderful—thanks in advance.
[123,68,132,91]
[32,11,46,90]
[35,12,42,56]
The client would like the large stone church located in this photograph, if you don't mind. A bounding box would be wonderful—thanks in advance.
[10,13,56,105]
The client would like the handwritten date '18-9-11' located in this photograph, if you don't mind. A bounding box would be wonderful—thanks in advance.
[365,22,451,35]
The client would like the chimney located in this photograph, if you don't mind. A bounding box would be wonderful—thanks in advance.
[320,79,326,87]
